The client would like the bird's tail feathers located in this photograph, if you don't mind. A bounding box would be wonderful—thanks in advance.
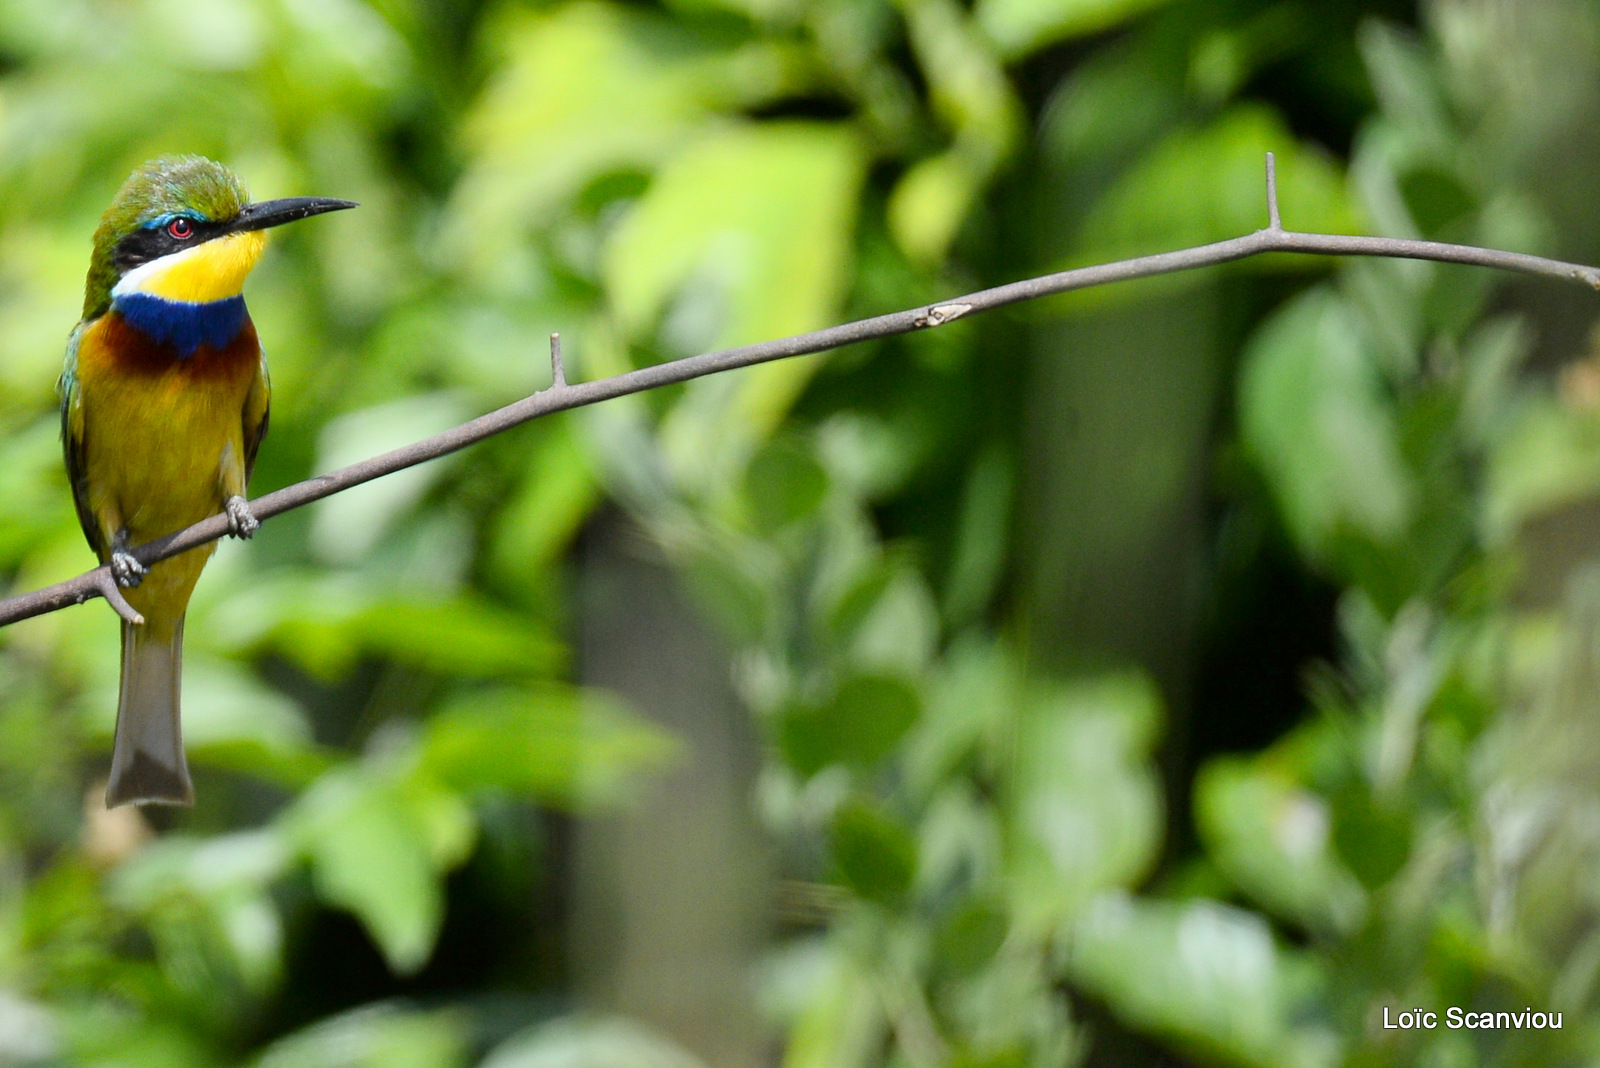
[107,615,194,807]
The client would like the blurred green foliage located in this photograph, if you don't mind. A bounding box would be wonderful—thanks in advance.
[1,0,1600,1066]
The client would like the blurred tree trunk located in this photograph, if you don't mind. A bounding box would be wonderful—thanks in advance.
[1015,285,1224,828]
[574,514,771,1068]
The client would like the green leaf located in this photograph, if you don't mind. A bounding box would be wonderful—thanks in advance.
[608,122,866,484]
[109,830,292,993]
[1196,754,1366,935]
[345,595,566,678]
[254,1004,468,1068]
[1070,105,1357,287]
[1357,20,1451,151]
[1485,394,1600,543]
[1007,675,1163,924]
[308,392,474,565]
[1039,35,1183,165]
[487,417,602,589]
[779,674,921,776]
[934,897,1009,979]
[1063,895,1333,1068]
[450,2,810,265]
[745,436,829,533]
[845,571,940,676]
[904,638,1021,798]
[150,657,327,786]
[822,561,897,646]
[775,942,885,1068]
[977,0,1176,60]
[207,573,564,681]
[1239,287,1413,563]
[830,798,917,907]
[887,151,983,265]
[0,414,74,567]
[943,444,1014,625]
[58,1008,213,1068]
[420,685,677,806]
[675,539,777,647]
[481,1017,708,1068]
[606,122,865,351]
[1329,784,1412,891]
[288,768,474,974]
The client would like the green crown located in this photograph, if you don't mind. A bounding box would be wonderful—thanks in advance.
[83,156,248,319]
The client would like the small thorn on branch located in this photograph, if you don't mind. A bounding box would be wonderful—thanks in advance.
[1265,152,1282,231]
[95,571,144,626]
[5,173,1600,631]
[549,333,566,390]
[913,303,973,328]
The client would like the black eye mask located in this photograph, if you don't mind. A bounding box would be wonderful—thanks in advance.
[111,218,227,274]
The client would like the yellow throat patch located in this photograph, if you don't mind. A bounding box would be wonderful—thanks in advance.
[113,230,268,304]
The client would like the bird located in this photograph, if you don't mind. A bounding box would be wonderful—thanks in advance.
[59,155,354,807]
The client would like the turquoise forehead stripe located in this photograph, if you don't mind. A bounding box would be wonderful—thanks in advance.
[140,211,207,229]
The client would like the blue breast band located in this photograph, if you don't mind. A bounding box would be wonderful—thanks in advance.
[114,292,249,357]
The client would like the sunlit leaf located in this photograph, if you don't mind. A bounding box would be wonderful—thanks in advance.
[887,151,982,265]
[420,685,677,806]
[57,1007,214,1068]
[287,768,473,974]
[1007,675,1163,924]
[1196,750,1366,935]
[1063,894,1334,1068]
[776,944,885,1068]
[254,1004,468,1068]
[487,417,602,590]
[482,1016,707,1068]
[976,0,1176,59]
[1239,287,1413,563]
[1069,105,1357,289]
[205,572,564,681]
[607,122,866,482]
[1484,395,1600,543]
[451,1,809,268]
[308,392,475,566]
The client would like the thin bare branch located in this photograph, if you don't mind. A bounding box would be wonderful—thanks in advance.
[1265,151,1282,231]
[3,158,1598,628]
[549,332,566,390]
[95,573,143,626]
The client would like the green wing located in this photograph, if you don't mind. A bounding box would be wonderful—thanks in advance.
[242,347,270,484]
[58,321,105,561]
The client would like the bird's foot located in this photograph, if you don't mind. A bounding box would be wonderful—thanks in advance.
[225,495,259,539]
[110,550,147,588]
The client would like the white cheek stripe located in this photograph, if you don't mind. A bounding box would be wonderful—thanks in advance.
[111,242,209,299]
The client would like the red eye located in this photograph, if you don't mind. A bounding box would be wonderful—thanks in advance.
[167,218,194,239]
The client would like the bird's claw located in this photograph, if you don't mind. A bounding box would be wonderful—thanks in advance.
[110,550,147,588]
[225,495,259,539]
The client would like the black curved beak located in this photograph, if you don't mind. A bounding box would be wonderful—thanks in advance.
[229,196,358,233]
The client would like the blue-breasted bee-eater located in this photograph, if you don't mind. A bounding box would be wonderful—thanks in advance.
[60,156,353,807]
